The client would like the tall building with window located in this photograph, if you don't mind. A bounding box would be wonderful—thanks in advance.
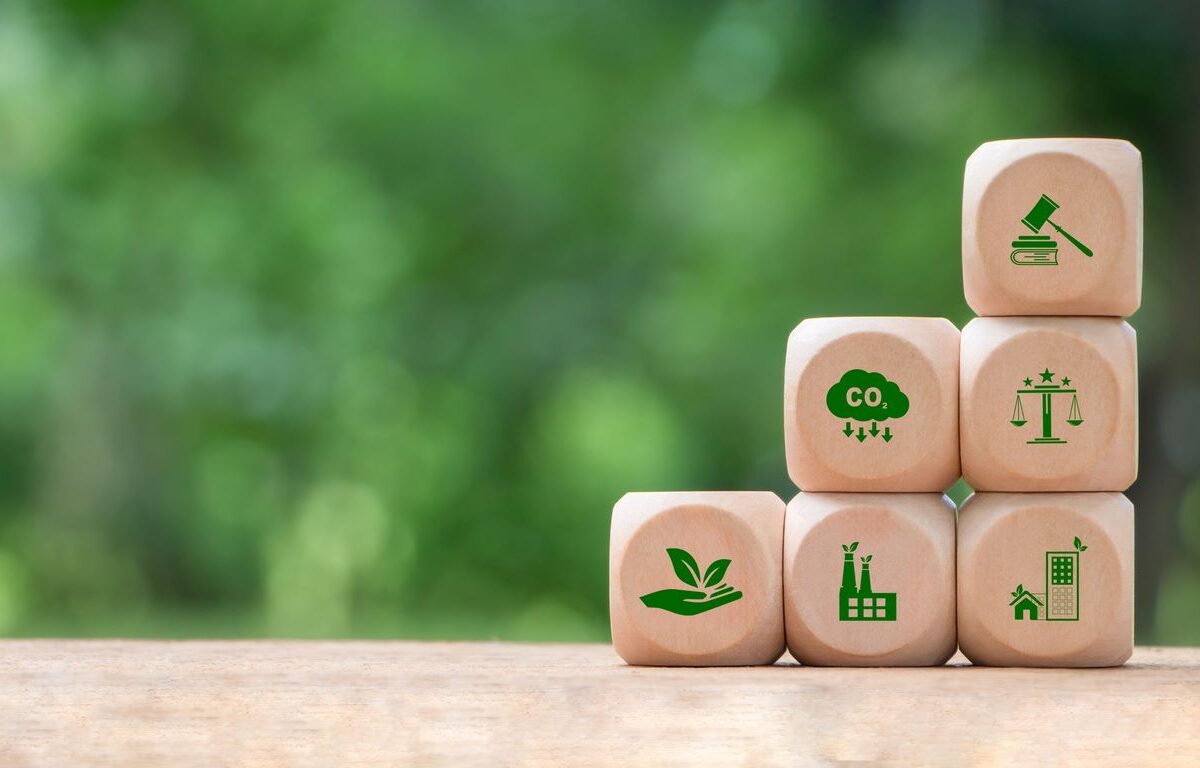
[1046,550,1080,621]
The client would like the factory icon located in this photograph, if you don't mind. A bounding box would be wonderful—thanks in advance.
[1010,536,1087,622]
[838,542,897,622]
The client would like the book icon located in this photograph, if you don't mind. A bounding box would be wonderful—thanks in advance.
[1011,234,1059,266]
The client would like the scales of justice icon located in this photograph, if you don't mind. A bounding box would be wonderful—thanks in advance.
[1009,368,1083,445]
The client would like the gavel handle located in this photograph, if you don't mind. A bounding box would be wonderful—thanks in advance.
[1048,220,1093,257]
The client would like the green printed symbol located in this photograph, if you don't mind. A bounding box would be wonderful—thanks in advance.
[1010,193,1093,266]
[639,548,743,616]
[826,369,908,443]
[1009,368,1084,445]
[1010,537,1087,621]
[838,542,896,622]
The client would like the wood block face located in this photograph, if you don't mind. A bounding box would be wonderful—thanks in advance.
[962,138,1142,317]
[960,317,1137,491]
[783,492,956,666]
[784,317,960,492]
[957,492,1133,667]
[609,492,785,666]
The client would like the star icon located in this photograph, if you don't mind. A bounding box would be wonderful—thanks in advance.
[1023,377,1033,387]
[1039,368,1055,383]
[1061,376,1072,386]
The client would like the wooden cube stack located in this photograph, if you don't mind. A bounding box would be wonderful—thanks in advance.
[781,318,961,666]
[610,138,1139,669]
[957,139,1139,667]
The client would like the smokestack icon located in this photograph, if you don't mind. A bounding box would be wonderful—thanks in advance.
[840,541,859,596]
[860,555,874,593]
[838,542,897,622]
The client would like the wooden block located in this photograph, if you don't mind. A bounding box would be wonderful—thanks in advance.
[957,492,1133,667]
[784,317,960,492]
[963,138,1142,317]
[960,316,1137,492]
[609,491,785,666]
[783,492,956,666]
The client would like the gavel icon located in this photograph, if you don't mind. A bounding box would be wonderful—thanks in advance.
[1021,194,1093,257]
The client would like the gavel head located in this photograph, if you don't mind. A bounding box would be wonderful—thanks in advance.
[1021,194,1061,232]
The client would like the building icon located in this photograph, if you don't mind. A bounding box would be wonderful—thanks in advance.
[838,542,897,622]
[1010,537,1086,622]
[1046,550,1080,620]
[1009,585,1044,620]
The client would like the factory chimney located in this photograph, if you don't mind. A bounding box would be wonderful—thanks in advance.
[859,555,874,595]
[840,542,858,596]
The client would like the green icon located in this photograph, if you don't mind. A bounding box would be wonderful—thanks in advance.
[838,542,896,622]
[826,369,908,443]
[1011,194,1093,266]
[1009,368,1083,444]
[639,547,743,616]
[1010,537,1087,621]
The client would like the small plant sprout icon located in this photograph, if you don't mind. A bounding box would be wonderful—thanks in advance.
[639,547,743,616]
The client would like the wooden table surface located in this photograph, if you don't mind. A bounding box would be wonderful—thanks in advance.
[0,641,1195,767]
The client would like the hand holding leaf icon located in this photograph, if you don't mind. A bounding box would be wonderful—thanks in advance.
[641,548,743,616]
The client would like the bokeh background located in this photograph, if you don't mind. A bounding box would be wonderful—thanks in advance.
[0,0,1197,642]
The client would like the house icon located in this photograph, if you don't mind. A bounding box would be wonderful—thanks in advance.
[1009,584,1044,621]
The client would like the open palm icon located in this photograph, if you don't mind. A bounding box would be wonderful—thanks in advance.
[639,548,743,616]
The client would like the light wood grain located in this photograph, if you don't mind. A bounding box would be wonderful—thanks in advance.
[611,492,785,665]
[0,641,1195,766]
[784,492,956,666]
[784,317,960,492]
[960,316,1137,491]
[962,137,1142,317]
[958,492,1134,666]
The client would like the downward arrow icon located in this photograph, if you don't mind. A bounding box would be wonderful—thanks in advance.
[869,421,879,438]
[843,421,853,437]
[882,427,893,442]
[856,427,866,443]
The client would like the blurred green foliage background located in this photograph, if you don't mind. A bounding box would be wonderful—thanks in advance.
[0,0,1197,643]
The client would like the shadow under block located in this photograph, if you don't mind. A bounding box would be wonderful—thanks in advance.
[609,492,785,666]
[784,317,960,492]
[962,138,1142,317]
[960,316,1137,492]
[957,492,1133,667]
[783,492,957,667]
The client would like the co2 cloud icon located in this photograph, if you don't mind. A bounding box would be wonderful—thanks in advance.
[826,369,910,422]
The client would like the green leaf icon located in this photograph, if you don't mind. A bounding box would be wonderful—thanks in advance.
[1074,536,1087,552]
[666,548,701,587]
[703,559,731,588]
[641,548,743,616]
